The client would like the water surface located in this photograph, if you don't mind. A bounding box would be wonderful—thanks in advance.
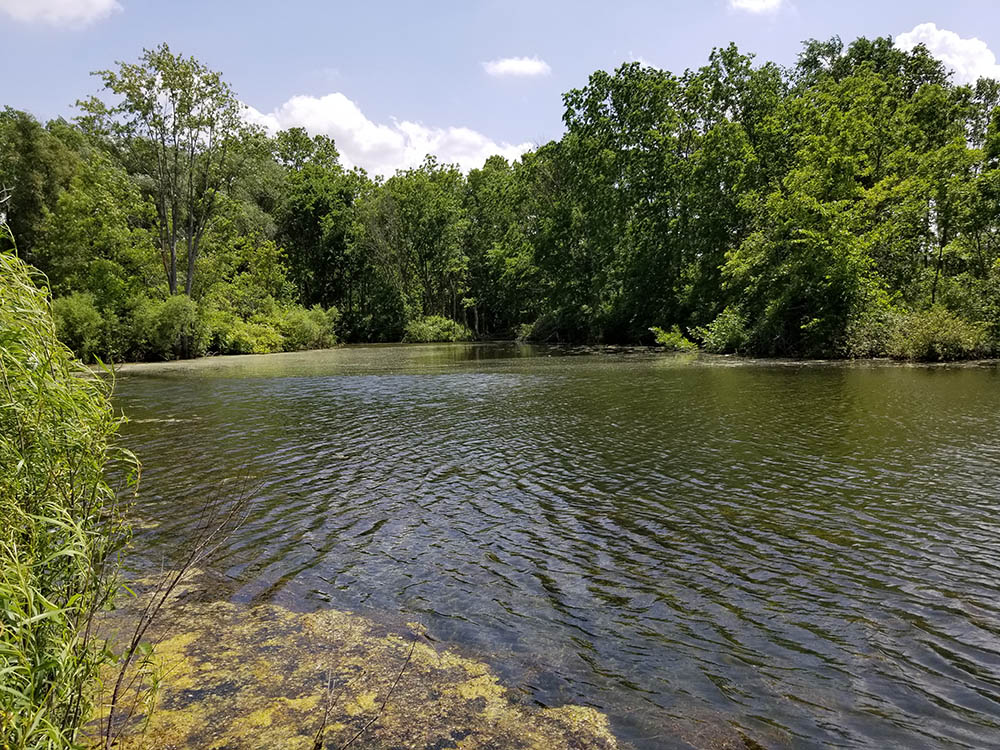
[115,344,1000,748]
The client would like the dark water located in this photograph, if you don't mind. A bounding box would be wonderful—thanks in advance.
[114,344,1000,749]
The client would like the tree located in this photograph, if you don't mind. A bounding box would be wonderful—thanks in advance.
[463,155,540,335]
[274,130,362,311]
[80,44,257,297]
[355,157,469,330]
[0,109,80,266]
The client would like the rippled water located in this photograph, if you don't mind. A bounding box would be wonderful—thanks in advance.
[114,344,1000,749]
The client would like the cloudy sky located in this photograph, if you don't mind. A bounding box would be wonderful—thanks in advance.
[3,0,1000,176]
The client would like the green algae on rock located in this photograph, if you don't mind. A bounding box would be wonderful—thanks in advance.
[98,587,618,750]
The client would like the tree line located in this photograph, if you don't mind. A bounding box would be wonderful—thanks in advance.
[4,35,1000,361]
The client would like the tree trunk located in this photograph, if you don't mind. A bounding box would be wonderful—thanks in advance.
[931,240,944,305]
[168,238,178,295]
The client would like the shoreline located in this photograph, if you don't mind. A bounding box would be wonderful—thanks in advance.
[96,340,1000,374]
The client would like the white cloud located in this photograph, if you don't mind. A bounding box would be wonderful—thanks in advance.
[245,93,533,177]
[0,0,120,26]
[728,0,784,13]
[895,23,1000,84]
[482,56,552,77]
[628,54,660,70]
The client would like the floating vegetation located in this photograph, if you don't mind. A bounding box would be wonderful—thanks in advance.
[96,574,618,749]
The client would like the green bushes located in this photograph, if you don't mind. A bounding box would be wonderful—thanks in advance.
[691,308,749,354]
[202,304,340,355]
[52,291,104,362]
[133,293,206,360]
[1,250,132,748]
[888,306,988,361]
[402,315,473,343]
[516,308,597,343]
[50,292,341,361]
[649,325,698,352]
[279,305,340,351]
[222,317,284,355]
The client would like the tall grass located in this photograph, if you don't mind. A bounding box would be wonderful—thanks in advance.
[1,242,135,748]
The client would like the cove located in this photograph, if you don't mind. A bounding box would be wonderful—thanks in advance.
[113,343,1000,749]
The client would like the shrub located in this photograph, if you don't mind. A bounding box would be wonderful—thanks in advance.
[201,305,241,355]
[279,305,339,351]
[52,292,104,362]
[889,306,987,361]
[225,317,284,354]
[842,303,897,359]
[649,325,698,352]
[515,322,535,342]
[132,294,206,360]
[1,250,133,748]
[402,315,472,343]
[690,307,748,354]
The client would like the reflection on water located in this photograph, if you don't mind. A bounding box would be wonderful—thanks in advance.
[114,344,1000,749]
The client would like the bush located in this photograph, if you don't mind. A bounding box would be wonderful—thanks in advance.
[842,303,896,359]
[1,250,132,748]
[402,315,472,343]
[52,292,104,362]
[225,317,284,354]
[691,308,748,353]
[649,325,698,352]
[132,294,206,360]
[279,305,339,351]
[515,322,535,342]
[889,306,987,361]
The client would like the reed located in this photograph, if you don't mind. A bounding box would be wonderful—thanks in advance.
[1,237,135,749]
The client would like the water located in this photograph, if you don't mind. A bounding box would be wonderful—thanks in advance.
[113,344,1000,748]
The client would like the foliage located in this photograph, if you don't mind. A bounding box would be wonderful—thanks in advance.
[0,109,80,263]
[691,308,749,354]
[888,306,988,361]
[649,326,698,352]
[0,247,133,748]
[79,43,257,296]
[402,315,473,343]
[5,35,1000,361]
[133,293,206,360]
[279,305,340,351]
[52,292,104,362]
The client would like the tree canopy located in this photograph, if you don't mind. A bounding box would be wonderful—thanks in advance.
[3,36,1000,362]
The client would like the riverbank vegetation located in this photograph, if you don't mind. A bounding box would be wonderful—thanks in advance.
[0,245,133,747]
[4,36,1000,360]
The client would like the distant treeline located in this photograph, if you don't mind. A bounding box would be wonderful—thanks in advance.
[4,36,1000,361]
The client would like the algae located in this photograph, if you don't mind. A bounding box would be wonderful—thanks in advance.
[96,574,619,750]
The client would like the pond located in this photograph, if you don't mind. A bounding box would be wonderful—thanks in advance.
[114,343,1000,749]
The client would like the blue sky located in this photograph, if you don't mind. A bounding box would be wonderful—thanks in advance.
[3,0,1000,175]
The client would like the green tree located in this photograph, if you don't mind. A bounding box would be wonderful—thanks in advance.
[80,43,257,297]
[353,157,469,335]
[0,109,80,266]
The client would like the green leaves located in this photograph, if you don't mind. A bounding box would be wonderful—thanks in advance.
[1,247,134,748]
[7,34,1000,359]
[81,43,259,296]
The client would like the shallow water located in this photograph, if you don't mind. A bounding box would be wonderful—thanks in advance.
[114,344,1000,749]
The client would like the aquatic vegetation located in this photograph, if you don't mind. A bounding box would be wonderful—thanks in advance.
[97,574,618,750]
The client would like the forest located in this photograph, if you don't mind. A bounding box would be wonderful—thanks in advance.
[4,35,1000,361]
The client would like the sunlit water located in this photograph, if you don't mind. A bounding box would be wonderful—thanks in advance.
[114,344,1000,749]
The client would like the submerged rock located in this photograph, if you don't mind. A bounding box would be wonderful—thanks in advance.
[97,581,618,750]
